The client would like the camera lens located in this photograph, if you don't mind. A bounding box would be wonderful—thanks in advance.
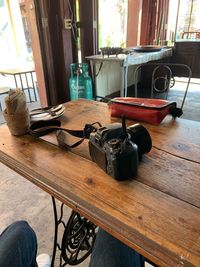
[128,124,152,157]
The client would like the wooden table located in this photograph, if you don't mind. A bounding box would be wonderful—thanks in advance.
[0,99,200,267]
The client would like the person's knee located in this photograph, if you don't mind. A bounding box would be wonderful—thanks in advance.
[9,220,35,236]
[0,221,38,267]
[9,220,29,230]
[1,220,37,247]
[10,220,30,228]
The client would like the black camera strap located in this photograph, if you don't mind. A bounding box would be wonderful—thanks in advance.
[29,120,102,149]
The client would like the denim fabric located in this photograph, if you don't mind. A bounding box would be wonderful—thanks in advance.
[0,220,38,267]
[89,228,145,267]
[0,221,145,267]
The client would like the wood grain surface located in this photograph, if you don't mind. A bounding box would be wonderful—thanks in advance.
[0,99,200,267]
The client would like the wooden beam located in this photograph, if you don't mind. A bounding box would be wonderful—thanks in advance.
[25,0,48,106]
[126,0,142,47]
[33,0,75,105]
[140,0,157,45]
[79,0,98,60]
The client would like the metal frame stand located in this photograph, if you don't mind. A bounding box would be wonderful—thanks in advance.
[14,71,37,102]
[51,197,97,267]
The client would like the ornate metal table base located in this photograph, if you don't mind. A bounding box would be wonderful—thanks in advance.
[51,197,97,266]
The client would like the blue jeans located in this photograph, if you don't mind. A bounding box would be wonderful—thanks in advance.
[89,228,145,267]
[0,221,38,267]
[0,221,144,267]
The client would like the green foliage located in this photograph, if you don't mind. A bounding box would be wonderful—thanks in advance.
[105,36,112,47]
[98,0,128,48]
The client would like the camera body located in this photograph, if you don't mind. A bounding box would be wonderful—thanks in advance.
[88,121,152,180]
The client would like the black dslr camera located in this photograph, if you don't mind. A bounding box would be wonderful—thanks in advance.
[88,116,152,180]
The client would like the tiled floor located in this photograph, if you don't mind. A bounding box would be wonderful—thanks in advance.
[0,80,199,266]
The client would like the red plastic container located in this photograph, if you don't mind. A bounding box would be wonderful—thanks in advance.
[108,97,177,125]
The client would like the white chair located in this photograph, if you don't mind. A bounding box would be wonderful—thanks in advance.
[133,62,192,111]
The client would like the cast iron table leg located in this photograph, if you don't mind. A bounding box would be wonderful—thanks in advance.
[51,196,97,267]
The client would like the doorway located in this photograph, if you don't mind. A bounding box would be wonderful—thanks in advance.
[0,0,31,68]
[0,0,41,113]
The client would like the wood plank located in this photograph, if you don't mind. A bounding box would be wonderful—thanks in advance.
[39,100,200,207]
[61,99,200,163]
[0,126,200,266]
[42,134,200,209]
[43,99,200,155]
[1,99,200,266]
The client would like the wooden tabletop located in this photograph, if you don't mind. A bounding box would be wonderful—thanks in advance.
[0,99,200,267]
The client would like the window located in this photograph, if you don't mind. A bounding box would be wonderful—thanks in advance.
[98,0,128,49]
[173,0,200,41]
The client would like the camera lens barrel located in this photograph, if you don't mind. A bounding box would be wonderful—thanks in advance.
[127,124,152,157]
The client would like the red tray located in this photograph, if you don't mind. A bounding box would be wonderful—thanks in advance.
[108,97,177,125]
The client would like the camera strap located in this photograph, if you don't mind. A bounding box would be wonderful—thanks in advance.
[29,120,101,149]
